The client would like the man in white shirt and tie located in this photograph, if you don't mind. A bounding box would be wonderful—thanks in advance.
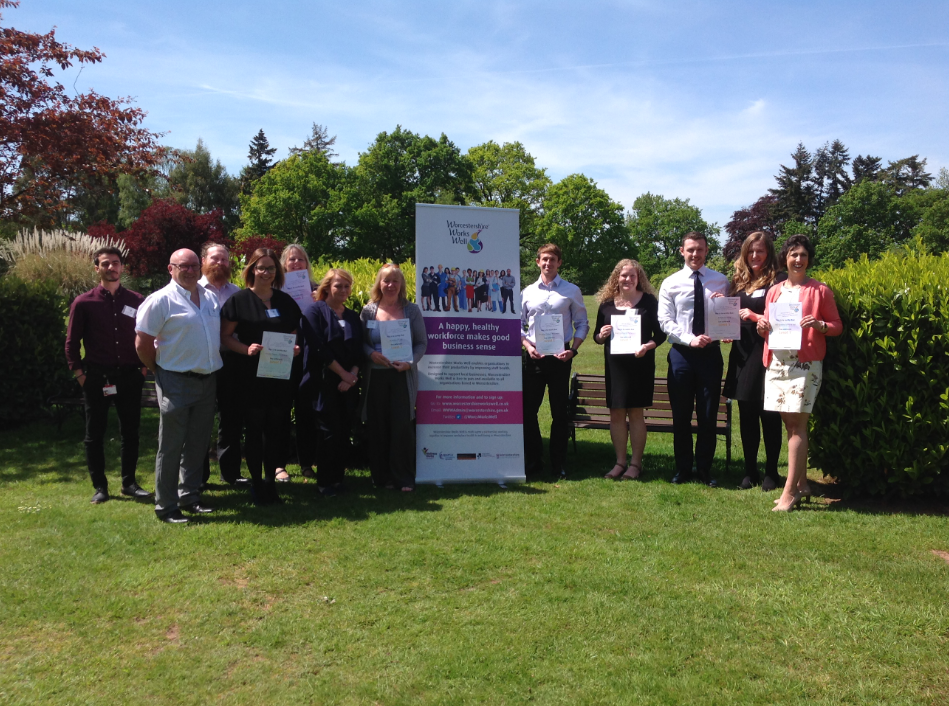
[657,232,728,486]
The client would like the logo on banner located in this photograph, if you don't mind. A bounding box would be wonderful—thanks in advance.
[447,220,488,253]
[467,231,484,254]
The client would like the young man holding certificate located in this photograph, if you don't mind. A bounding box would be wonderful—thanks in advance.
[657,232,729,487]
[520,243,589,480]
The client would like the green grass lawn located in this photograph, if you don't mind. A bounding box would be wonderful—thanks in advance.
[1,296,948,705]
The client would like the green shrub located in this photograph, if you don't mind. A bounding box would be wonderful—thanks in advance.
[0,276,72,427]
[811,244,949,497]
[312,258,415,311]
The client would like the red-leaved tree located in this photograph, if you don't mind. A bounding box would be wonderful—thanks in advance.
[0,0,165,221]
[119,199,228,277]
[723,195,780,261]
[232,235,288,266]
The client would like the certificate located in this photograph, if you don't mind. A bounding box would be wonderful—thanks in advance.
[281,269,313,309]
[380,319,414,363]
[708,297,741,340]
[535,314,565,356]
[769,302,803,350]
[257,331,296,380]
[610,314,641,355]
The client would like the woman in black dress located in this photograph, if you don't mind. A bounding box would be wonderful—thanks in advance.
[220,248,302,505]
[593,259,666,480]
[722,231,783,490]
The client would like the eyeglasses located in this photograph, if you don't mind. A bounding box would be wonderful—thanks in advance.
[255,266,277,274]
[170,263,199,271]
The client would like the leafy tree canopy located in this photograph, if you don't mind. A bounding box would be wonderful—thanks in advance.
[540,173,630,293]
[466,140,550,250]
[627,192,719,276]
[165,138,239,232]
[345,126,472,262]
[238,151,348,259]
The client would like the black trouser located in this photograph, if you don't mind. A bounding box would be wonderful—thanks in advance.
[81,366,144,490]
[294,386,318,470]
[522,353,572,477]
[737,399,782,480]
[243,405,288,484]
[366,368,416,489]
[202,364,244,484]
[316,376,359,488]
[500,287,515,313]
[667,344,723,478]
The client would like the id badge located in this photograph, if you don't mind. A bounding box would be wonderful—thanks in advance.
[103,384,118,397]
[266,309,280,319]
[122,305,137,317]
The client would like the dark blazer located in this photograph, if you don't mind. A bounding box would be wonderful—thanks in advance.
[300,300,364,412]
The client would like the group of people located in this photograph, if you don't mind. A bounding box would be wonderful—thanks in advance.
[66,229,839,522]
[420,265,517,314]
[521,233,841,513]
[67,244,425,523]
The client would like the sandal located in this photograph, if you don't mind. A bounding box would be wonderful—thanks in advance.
[275,468,291,482]
[605,463,626,480]
[621,463,642,481]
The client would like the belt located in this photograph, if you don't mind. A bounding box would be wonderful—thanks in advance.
[672,342,720,353]
[158,366,213,380]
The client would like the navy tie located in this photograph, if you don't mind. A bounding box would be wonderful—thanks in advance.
[691,271,705,336]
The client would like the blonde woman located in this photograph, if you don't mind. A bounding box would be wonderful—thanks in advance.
[275,243,317,481]
[300,268,363,496]
[359,264,427,491]
[723,232,784,491]
[592,259,666,480]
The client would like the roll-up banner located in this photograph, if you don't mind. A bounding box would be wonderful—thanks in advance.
[415,204,525,484]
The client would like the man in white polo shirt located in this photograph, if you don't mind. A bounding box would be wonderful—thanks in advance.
[136,248,223,523]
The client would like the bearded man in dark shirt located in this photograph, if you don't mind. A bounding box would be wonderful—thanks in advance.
[65,247,151,504]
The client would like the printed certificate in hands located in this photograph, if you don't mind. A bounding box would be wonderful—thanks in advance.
[769,302,803,350]
[281,269,313,309]
[380,319,414,363]
[535,314,565,356]
[610,314,641,355]
[708,297,741,340]
[257,332,296,380]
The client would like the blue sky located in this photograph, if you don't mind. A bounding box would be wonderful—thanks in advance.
[9,0,949,231]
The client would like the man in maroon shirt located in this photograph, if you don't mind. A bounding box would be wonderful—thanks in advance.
[65,247,152,504]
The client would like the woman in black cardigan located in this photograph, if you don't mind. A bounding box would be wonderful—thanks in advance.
[300,268,364,496]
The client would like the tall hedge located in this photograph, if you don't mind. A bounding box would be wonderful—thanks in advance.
[0,277,72,427]
[311,259,415,311]
[811,246,949,497]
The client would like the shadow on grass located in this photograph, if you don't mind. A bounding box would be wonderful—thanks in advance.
[190,476,547,528]
[812,480,949,517]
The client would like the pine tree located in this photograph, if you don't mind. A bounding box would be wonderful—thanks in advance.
[289,123,338,159]
[240,129,277,193]
[769,143,817,223]
[852,155,883,184]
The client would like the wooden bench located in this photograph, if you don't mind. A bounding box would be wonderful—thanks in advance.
[48,371,159,429]
[567,373,732,472]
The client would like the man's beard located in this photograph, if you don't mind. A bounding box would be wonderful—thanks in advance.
[202,262,231,281]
